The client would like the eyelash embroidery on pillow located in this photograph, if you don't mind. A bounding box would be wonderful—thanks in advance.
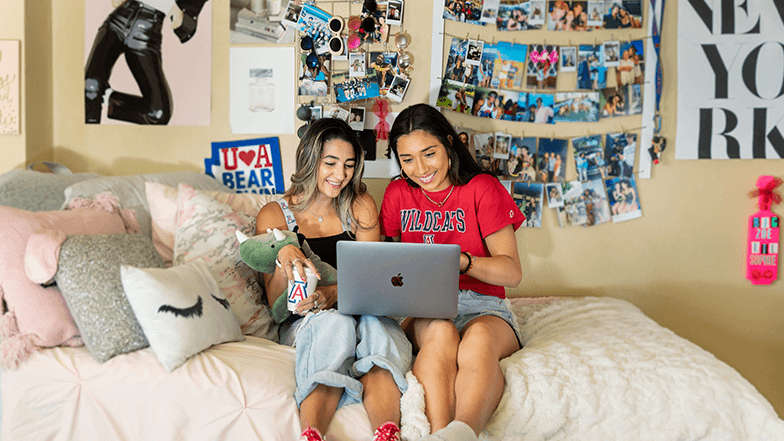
[211,294,231,310]
[158,296,203,318]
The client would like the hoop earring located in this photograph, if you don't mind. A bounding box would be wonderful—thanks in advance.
[400,170,408,180]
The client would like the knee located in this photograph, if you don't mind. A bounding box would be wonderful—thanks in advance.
[416,319,460,356]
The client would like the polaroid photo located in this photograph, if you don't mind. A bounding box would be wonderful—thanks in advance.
[529,0,546,25]
[465,40,484,67]
[606,175,642,223]
[560,46,577,72]
[349,52,366,77]
[560,180,588,227]
[327,106,351,121]
[582,178,612,226]
[513,182,544,228]
[386,0,404,26]
[587,1,604,26]
[494,133,512,159]
[545,183,564,208]
[436,79,476,115]
[603,41,621,67]
[309,105,322,120]
[282,1,303,28]
[349,107,366,131]
[387,75,410,103]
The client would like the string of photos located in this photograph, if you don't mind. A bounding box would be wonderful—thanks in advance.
[291,0,412,148]
[444,0,643,32]
[438,1,662,229]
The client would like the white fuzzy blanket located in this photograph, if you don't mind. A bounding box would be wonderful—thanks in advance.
[399,297,784,441]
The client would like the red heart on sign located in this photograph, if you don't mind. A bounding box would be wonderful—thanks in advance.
[239,150,255,167]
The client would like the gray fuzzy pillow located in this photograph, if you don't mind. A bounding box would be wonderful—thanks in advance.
[0,169,101,211]
[55,234,165,363]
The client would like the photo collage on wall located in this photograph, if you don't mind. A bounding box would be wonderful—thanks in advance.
[444,1,643,31]
[461,125,643,227]
[437,36,645,124]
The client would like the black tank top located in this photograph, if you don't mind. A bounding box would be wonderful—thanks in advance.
[275,198,354,268]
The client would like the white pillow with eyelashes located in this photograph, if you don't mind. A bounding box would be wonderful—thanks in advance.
[120,260,243,372]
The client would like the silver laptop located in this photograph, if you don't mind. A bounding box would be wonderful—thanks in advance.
[337,241,460,319]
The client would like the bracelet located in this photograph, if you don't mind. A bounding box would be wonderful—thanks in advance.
[460,251,474,275]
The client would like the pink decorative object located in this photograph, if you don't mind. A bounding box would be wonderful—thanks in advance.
[746,176,781,285]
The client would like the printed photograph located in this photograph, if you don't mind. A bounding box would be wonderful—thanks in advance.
[387,0,404,26]
[560,46,577,72]
[495,133,512,159]
[349,107,365,131]
[490,42,528,91]
[513,182,545,228]
[514,92,533,121]
[602,40,621,67]
[529,0,546,24]
[545,182,564,208]
[509,136,538,181]
[605,132,637,178]
[526,44,558,90]
[444,38,470,82]
[581,178,612,227]
[360,1,389,44]
[626,83,643,115]
[387,75,411,103]
[466,39,485,66]
[297,4,332,53]
[496,89,522,121]
[615,39,645,86]
[601,0,643,29]
[283,0,304,28]
[333,72,380,103]
[298,52,331,96]
[586,1,604,26]
[529,93,556,124]
[472,89,504,119]
[436,79,476,114]
[576,44,606,90]
[368,52,398,92]
[443,0,486,25]
[349,52,366,77]
[605,176,643,222]
[496,1,541,31]
[474,132,500,175]
[537,137,567,183]
[572,134,606,181]
[557,180,588,227]
[553,91,600,122]
[599,87,628,118]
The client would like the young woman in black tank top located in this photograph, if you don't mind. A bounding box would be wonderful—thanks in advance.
[255,118,411,441]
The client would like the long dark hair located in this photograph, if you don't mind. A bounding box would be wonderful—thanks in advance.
[286,118,367,229]
[388,104,487,188]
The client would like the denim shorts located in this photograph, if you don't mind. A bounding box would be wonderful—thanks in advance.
[453,290,522,349]
[279,310,412,409]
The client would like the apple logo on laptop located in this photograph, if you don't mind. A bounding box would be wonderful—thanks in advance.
[391,273,403,287]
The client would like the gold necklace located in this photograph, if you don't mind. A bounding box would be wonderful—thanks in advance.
[421,185,454,207]
[306,203,334,222]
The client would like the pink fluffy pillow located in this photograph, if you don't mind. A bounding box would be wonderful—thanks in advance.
[146,182,274,266]
[0,200,133,368]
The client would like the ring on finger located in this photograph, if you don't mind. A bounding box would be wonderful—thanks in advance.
[314,300,320,309]
[314,292,320,300]
[293,258,302,264]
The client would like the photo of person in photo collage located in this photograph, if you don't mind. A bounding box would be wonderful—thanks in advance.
[513,182,545,228]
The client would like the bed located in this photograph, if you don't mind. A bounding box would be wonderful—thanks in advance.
[1,168,783,441]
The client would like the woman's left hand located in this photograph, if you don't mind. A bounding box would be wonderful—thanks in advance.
[294,284,337,315]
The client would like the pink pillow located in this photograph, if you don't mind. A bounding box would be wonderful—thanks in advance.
[146,182,274,266]
[0,205,130,368]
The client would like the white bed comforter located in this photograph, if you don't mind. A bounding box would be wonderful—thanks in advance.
[3,297,783,441]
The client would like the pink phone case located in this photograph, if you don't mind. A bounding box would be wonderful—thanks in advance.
[746,176,781,285]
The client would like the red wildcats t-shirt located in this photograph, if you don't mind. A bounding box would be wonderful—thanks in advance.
[380,174,525,298]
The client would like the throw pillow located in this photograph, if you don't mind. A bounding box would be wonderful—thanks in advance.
[0,205,129,368]
[63,171,232,239]
[172,184,277,341]
[0,168,101,212]
[120,260,243,372]
[145,182,274,266]
[54,234,165,363]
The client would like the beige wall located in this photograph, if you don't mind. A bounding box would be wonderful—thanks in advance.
[2,0,782,416]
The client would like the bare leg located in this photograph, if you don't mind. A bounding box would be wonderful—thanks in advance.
[453,316,519,435]
[404,318,460,432]
[299,385,342,435]
[361,365,402,430]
